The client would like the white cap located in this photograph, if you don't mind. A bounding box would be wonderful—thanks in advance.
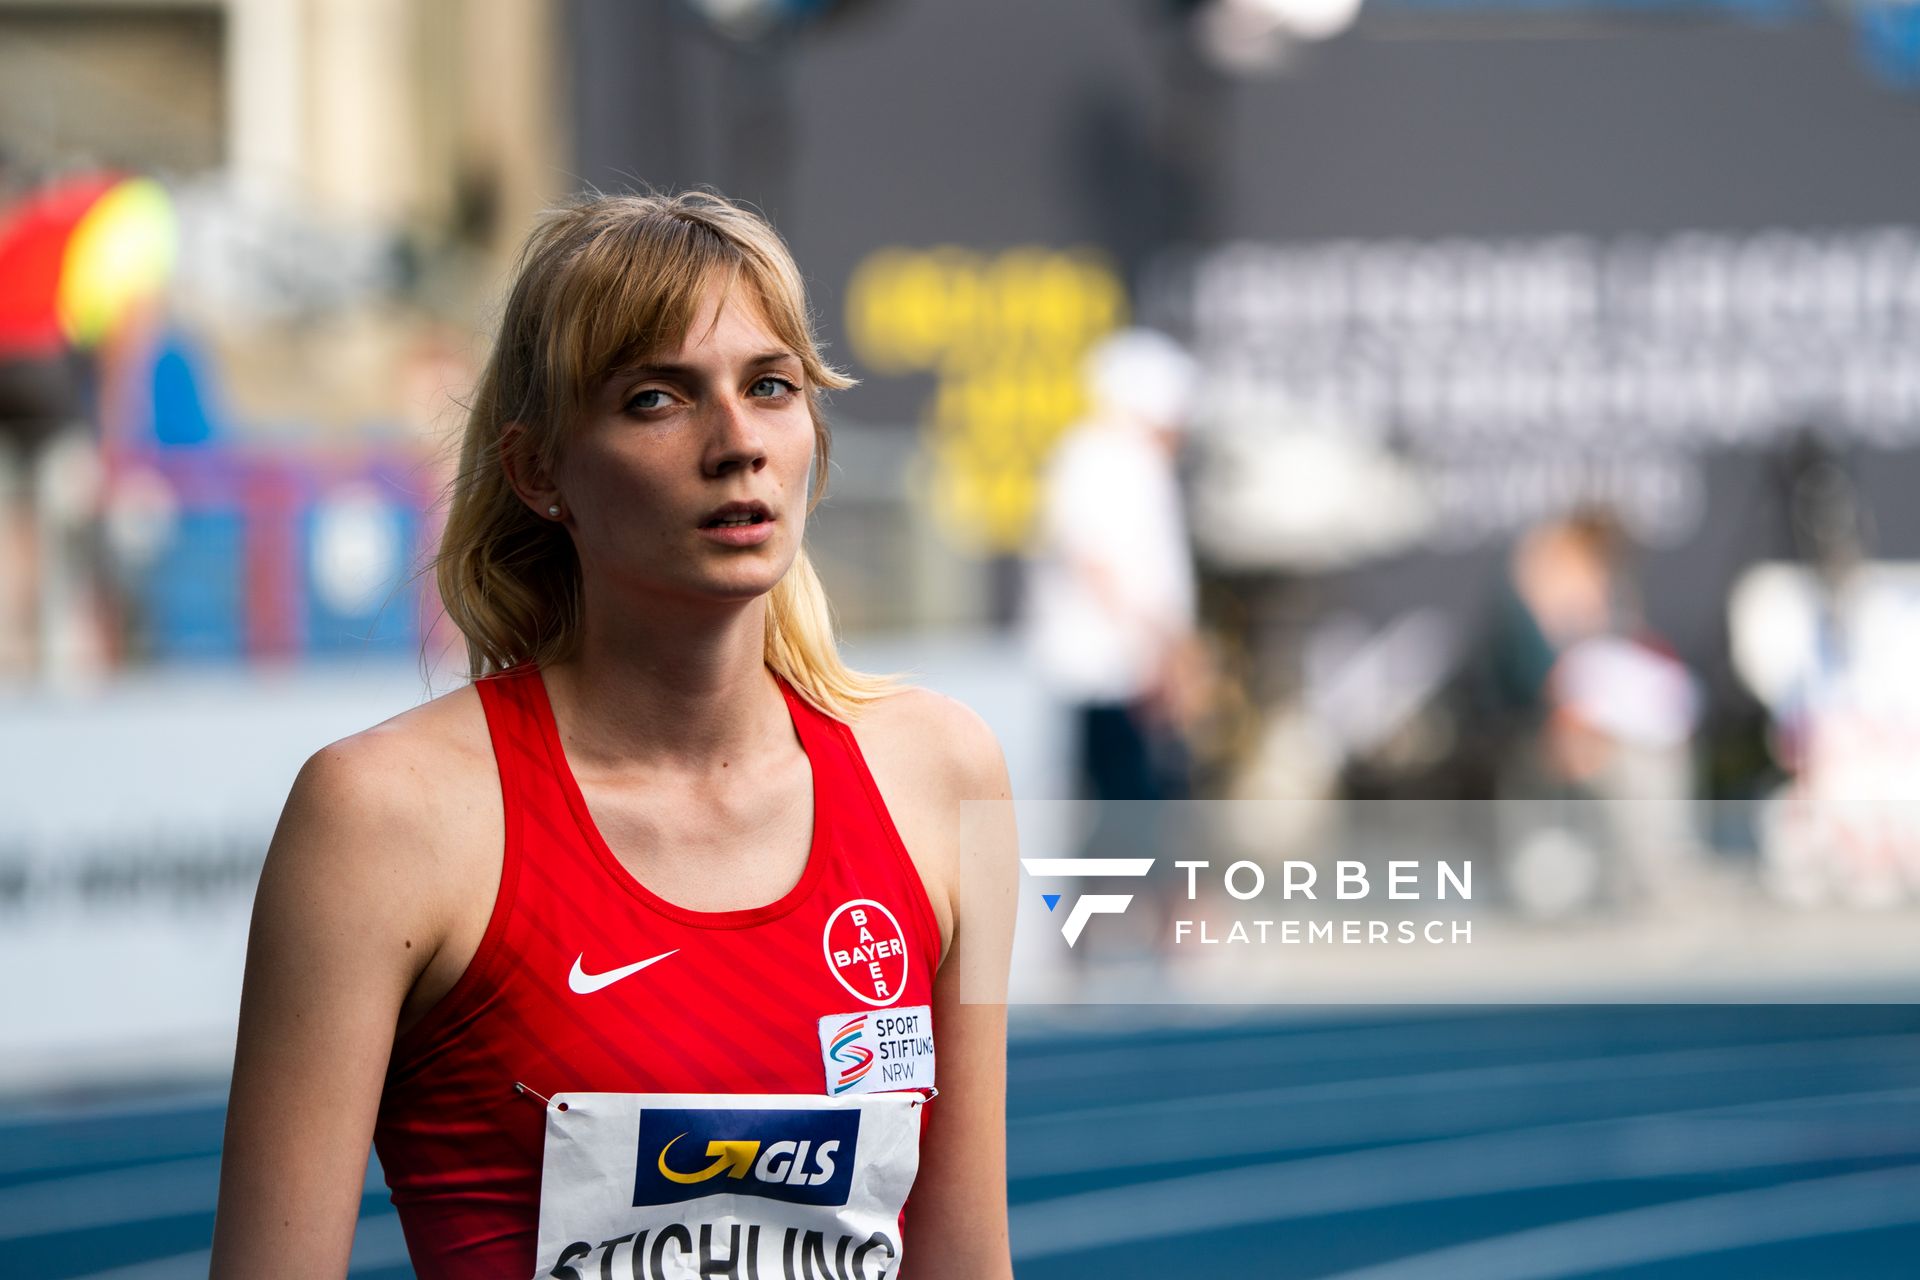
[1084,327,1199,429]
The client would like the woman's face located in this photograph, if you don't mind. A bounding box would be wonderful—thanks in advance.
[551,278,816,608]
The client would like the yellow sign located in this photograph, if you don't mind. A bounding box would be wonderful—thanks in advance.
[846,246,1126,552]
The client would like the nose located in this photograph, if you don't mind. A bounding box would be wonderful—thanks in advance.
[701,393,767,478]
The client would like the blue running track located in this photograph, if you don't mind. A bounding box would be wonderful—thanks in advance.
[5,1004,1919,1277]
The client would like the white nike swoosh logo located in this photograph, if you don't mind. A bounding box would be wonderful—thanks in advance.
[568,949,679,995]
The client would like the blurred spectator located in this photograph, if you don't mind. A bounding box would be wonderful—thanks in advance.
[0,171,177,680]
[1737,437,1920,907]
[1021,327,1215,968]
[1023,327,1209,804]
[1481,508,1706,913]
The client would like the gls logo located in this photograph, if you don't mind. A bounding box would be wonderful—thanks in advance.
[633,1107,858,1208]
[1021,858,1154,946]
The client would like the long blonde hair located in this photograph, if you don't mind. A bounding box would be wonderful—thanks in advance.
[433,190,903,719]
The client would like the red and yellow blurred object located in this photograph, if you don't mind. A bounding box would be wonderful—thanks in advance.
[0,173,177,358]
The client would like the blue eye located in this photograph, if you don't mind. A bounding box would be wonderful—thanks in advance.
[627,388,673,412]
[750,376,798,398]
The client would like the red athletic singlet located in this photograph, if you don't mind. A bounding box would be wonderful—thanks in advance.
[372,665,945,1279]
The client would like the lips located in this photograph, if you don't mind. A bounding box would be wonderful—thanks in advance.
[700,500,773,528]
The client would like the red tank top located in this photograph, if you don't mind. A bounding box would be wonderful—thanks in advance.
[373,664,945,1279]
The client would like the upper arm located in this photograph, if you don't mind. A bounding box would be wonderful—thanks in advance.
[893,693,1019,1278]
[211,737,448,1277]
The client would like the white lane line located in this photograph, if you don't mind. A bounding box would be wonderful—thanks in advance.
[1314,1163,1920,1280]
[1007,1106,1920,1260]
[1011,1071,1920,1180]
[1014,1032,1920,1132]
[0,1090,227,1127]
[0,1095,226,1176]
[0,1156,219,1242]
[1009,1014,1920,1083]
[0,1123,222,1179]
[63,1210,410,1279]
[61,1248,209,1280]
[0,1151,384,1242]
[1010,1018,1577,1081]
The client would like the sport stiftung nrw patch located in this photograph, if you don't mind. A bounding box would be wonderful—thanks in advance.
[818,1004,935,1097]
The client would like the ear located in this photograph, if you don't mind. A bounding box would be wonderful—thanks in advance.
[499,422,565,521]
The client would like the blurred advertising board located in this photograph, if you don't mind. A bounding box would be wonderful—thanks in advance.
[0,668,437,1092]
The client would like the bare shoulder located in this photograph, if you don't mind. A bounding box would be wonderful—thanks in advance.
[849,685,1014,965]
[853,685,1010,802]
[326,681,494,789]
[287,683,494,850]
[265,683,499,979]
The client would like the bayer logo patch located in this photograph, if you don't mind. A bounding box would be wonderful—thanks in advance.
[821,899,908,1006]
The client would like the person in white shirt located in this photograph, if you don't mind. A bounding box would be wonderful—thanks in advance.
[1024,327,1205,803]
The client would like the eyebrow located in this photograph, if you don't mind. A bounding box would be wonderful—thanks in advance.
[612,351,801,382]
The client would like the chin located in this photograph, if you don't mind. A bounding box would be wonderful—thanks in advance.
[698,564,790,602]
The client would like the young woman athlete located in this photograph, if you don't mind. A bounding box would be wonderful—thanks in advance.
[210,191,1019,1279]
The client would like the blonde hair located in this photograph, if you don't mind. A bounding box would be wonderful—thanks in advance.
[433,190,903,719]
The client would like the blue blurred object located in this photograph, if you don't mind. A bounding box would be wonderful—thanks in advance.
[141,507,245,659]
[300,479,423,655]
[1857,0,1920,88]
[127,450,432,663]
[149,332,218,448]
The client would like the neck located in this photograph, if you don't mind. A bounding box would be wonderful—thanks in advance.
[540,585,787,771]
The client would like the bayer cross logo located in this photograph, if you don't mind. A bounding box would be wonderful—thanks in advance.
[1020,858,1155,946]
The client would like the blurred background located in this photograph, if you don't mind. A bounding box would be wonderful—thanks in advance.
[5,0,1920,1274]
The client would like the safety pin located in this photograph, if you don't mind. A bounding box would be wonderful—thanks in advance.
[513,1081,554,1106]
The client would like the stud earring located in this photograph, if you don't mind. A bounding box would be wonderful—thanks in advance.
[547,504,561,518]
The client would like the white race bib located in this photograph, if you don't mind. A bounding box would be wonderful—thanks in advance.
[532,1089,929,1280]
